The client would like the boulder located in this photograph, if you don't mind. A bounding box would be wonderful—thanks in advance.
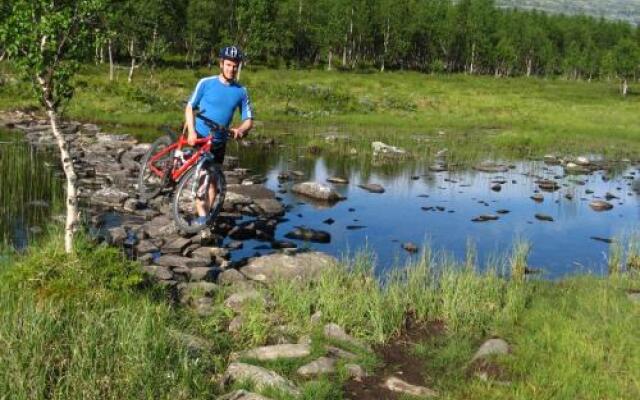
[324,323,370,351]
[254,198,285,216]
[156,255,209,269]
[358,183,385,193]
[92,187,129,206]
[291,182,345,202]
[384,376,438,398]
[239,344,311,361]
[285,227,331,243]
[345,364,367,381]
[224,289,262,312]
[223,363,300,397]
[326,176,349,184]
[473,162,509,173]
[471,338,510,362]
[372,141,407,158]
[589,200,613,211]
[239,252,336,284]
[142,265,174,281]
[227,184,276,200]
[297,357,336,376]
[218,390,273,400]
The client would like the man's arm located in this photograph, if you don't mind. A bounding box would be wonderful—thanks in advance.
[231,118,253,139]
[185,104,198,146]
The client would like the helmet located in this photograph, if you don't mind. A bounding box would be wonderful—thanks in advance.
[219,46,244,62]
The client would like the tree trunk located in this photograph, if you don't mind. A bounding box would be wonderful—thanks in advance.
[327,49,333,71]
[108,38,114,82]
[38,79,78,253]
[526,57,532,77]
[622,79,628,96]
[469,42,475,75]
[381,17,389,72]
[128,39,135,84]
[342,34,347,66]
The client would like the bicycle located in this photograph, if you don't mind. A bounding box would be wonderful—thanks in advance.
[137,112,228,233]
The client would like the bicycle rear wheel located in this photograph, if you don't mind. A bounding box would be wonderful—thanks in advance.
[172,162,226,234]
[138,135,173,200]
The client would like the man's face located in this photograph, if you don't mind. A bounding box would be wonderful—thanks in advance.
[220,59,240,81]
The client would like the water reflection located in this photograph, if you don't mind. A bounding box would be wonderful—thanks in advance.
[231,144,640,278]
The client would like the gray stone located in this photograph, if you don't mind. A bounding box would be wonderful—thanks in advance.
[156,255,209,269]
[471,214,499,222]
[530,193,544,203]
[224,289,262,312]
[372,141,407,158]
[325,345,358,360]
[310,311,323,324]
[194,296,214,316]
[240,344,311,361]
[169,330,212,356]
[291,182,345,202]
[227,184,276,200]
[161,236,191,254]
[190,247,212,263]
[254,198,285,216]
[324,323,370,351]
[107,226,127,245]
[136,240,159,254]
[297,357,336,376]
[223,363,300,397]
[473,162,509,173]
[218,268,246,285]
[345,364,367,381]
[92,187,129,206]
[240,252,336,284]
[218,390,273,400]
[358,183,385,193]
[384,376,438,398]
[228,316,244,333]
[142,265,173,281]
[534,213,554,222]
[589,200,614,211]
[402,242,418,253]
[144,216,178,238]
[189,267,216,282]
[284,227,331,243]
[471,338,510,362]
[178,282,218,304]
[326,176,349,184]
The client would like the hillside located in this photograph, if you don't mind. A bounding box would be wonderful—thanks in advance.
[498,0,640,25]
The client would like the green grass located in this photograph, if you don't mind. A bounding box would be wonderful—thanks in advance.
[2,62,639,163]
[1,235,639,399]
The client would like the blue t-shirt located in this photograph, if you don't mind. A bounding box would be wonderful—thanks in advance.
[187,76,254,142]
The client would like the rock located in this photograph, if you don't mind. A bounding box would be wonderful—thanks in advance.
[169,330,212,356]
[291,182,345,202]
[285,226,331,243]
[605,192,619,200]
[534,213,554,222]
[589,200,613,211]
[142,265,174,281]
[157,255,209,269]
[491,184,502,192]
[325,346,358,360]
[194,296,214,316]
[537,179,560,192]
[223,363,300,397]
[224,289,262,312]
[471,338,510,362]
[590,236,613,244]
[93,187,129,206]
[254,198,285,216]
[323,323,370,351]
[240,252,336,284]
[224,191,253,210]
[136,239,159,254]
[322,218,335,225]
[297,357,336,376]
[530,193,544,203]
[428,164,447,172]
[384,376,438,398]
[107,226,127,245]
[189,267,216,282]
[496,209,510,214]
[327,176,349,184]
[240,344,311,361]
[471,214,499,222]
[227,184,276,200]
[228,316,244,333]
[575,156,591,166]
[345,364,367,381]
[473,162,509,173]
[372,141,407,158]
[564,162,590,174]
[218,390,273,400]
[144,216,178,238]
[218,268,246,285]
[402,242,418,253]
[178,282,218,305]
[346,225,366,230]
[358,183,385,193]
[190,247,212,263]
[161,236,191,254]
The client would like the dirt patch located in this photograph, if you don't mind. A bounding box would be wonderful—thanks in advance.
[467,358,510,382]
[343,317,444,400]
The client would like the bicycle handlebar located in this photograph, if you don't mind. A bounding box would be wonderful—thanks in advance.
[193,109,230,134]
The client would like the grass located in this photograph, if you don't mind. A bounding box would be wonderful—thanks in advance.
[1,62,639,164]
[3,231,638,399]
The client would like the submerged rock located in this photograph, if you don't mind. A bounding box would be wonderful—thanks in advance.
[291,182,345,202]
[535,213,554,222]
[358,183,385,193]
[285,226,331,243]
[589,200,614,211]
[473,162,509,173]
[326,176,349,184]
[472,214,499,222]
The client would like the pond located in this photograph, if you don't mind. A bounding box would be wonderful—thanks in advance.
[2,125,639,278]
[0,129,63,249]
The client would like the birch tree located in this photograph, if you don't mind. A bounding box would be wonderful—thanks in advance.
[2,0,104,253]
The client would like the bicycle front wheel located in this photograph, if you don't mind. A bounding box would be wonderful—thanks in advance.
[172,163,226,234]
[138,135,173,200]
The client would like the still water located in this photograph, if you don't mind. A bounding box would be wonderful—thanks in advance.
[2,127,639,278]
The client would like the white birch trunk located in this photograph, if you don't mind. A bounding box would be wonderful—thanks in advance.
[469,42,475,75]
[327,49,333,71]
[622,79,628,96]
[526,57,532,77]
[128,39,135,83]
[38,79,78,253]
[108,38,114,82]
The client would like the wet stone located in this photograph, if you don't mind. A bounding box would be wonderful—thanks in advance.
[327,176,349,184]
[590,200,614,211]
[161,236,191,254]
[402,242,418,253]
[285,227,331,243]
[535,213,554,222]
[472,215,499,222]
[358,183,385,193]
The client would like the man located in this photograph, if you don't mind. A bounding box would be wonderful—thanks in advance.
[185,45,254,225]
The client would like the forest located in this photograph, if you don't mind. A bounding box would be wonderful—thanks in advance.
[1,0,639,82]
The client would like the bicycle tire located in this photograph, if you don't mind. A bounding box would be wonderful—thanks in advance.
[171,162,226,234]
[138,135,173,200]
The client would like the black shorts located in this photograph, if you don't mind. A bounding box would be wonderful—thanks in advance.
[210,142,226,164]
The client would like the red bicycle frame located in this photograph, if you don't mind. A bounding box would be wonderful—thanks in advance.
[147,135,212,183]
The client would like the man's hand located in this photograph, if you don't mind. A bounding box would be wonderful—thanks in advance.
[230,128,245,140]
